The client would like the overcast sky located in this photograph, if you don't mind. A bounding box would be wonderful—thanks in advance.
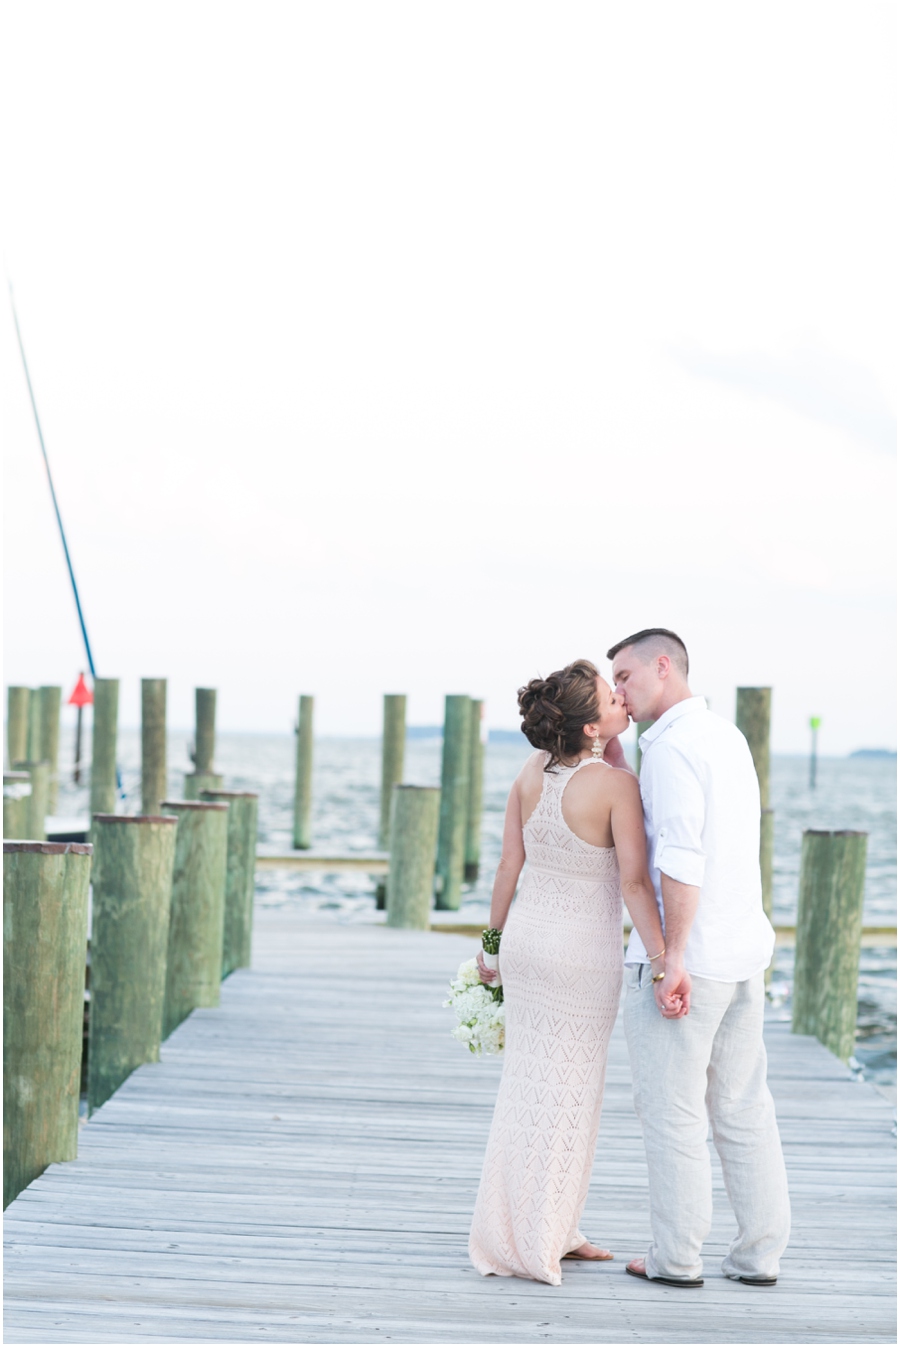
[2,2,895,753]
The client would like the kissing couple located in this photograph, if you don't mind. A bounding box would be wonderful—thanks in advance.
[468,628,791,1288]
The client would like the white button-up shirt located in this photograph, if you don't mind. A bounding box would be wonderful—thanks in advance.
[625,696,776,982]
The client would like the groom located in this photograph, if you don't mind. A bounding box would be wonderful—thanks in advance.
[606,628,790,1289]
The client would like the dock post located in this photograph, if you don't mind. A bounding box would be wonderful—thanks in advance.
[90,679,119,819]
[379,695,407,850]
[36,687,62,813]
[5,687,30,768]
[736,687,773,920]
[87,815,179,1113]
[200,790,259,976]
[792,829,868,1063]
[3,772,32,839]
[161,800,229,1039]
[634,721,653,773]
[435,695,472,911]
[3,840,92,1208]
[292,695,314,850]
[141,679,167,816]
[185,688,224,799]
[386,785,441,929]
[464,699,485,882]
[10,761,49,841]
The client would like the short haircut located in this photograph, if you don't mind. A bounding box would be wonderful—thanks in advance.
[606,628,689,677]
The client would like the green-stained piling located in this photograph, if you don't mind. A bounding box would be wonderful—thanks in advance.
[293,695,314,850]
[6,687,30,769]
[161,800,229,1039]
[736,687,774,922]
[379,695,407,850]
[464,699,485,882]
[87,815,178,1113]
[185,689,223,798]
[36,688,62,812]
[200,790,259,976]
[3,841,92,1208]
[387,785,441,930]
[635,721,652,773]
[3,772,32,840]
[141,680,168,816]
[90,679,119,819]
[11,762,49,841]
[435,695,472,911]
[792,830,868,1063]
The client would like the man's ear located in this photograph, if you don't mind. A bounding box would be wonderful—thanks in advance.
[657,654,671,680]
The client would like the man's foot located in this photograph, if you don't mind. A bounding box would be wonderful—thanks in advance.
[564,1241,614,1261]
[626,1257,704,1287]
[725,1271,778,1286]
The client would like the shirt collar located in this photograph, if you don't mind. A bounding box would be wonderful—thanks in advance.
[638,695,707,751]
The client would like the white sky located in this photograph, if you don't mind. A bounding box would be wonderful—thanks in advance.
[2,1,896,753]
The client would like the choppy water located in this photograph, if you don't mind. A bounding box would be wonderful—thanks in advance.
[53,728,896,1088]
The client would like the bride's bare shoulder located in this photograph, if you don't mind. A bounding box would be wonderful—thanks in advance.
[516,749,548,787]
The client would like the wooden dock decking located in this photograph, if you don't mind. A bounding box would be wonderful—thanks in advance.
[3,913,896,1345]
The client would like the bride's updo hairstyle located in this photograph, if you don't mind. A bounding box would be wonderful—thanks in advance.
[518,659,600,770]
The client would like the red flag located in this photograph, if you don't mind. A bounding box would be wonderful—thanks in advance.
[68,673,93,707]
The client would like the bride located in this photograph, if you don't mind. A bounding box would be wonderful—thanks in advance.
[468,658,672,1286]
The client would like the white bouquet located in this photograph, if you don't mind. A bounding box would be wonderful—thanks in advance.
[444,956,505,1056]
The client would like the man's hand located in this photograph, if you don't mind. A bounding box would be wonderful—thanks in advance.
[603,735,630,771]
[654,962,691,1017]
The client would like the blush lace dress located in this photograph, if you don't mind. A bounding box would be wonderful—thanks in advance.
[468,756,623,1286]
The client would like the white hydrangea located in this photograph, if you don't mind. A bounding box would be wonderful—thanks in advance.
[444,957,505,1056]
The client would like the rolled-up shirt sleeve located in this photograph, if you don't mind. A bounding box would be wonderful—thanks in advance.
[649,744,707,887]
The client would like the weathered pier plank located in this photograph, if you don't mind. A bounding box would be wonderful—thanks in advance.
[3,914,895,1345]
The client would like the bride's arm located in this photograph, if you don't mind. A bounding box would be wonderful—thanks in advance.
[477,784,525,984]
[609,774,665,959]
[488,783,525,930]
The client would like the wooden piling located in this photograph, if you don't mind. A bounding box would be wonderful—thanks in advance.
[194,689,217,772]
[90,679,119,818]
[736,687,774,923]
[184,771,224,800]
[3,772,32,840]
[6,687,31,770]
[199,790,259,976]
[87,815,179,1113]
[3,840,92,1208]
[386,785,441,930]
[292,695,314,850]
[379,695,407,850]
[36,687,62,812]
[161,800,229,1039]
[634,721,653,773]
[141,679,167,816]
[26,688,42,761]
[185,689,223,798]
[10,761,49,841]
[464,699,485,882]
[792,829,868,1063]
[435,695,471,911]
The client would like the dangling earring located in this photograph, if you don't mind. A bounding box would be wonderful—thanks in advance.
[591,733,603,760]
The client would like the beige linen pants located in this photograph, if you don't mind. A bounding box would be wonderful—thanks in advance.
[624,964,791,1282]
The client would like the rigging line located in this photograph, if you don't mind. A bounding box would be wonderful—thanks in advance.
[8,279,97,679]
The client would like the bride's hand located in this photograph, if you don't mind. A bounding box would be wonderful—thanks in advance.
[476,951,497,984]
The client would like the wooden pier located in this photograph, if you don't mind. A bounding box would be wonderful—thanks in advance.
[3,912,896,1345]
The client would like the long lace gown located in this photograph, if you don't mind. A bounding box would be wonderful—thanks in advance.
[469,756,623,1286]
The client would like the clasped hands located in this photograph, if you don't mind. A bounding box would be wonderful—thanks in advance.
[654,960,691,1019]
[478,950,691,1019]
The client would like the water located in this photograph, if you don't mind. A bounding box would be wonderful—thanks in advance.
[53,728,896,1088]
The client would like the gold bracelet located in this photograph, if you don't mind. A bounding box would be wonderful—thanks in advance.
[648,946,666,962]
[651,972,666,983]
